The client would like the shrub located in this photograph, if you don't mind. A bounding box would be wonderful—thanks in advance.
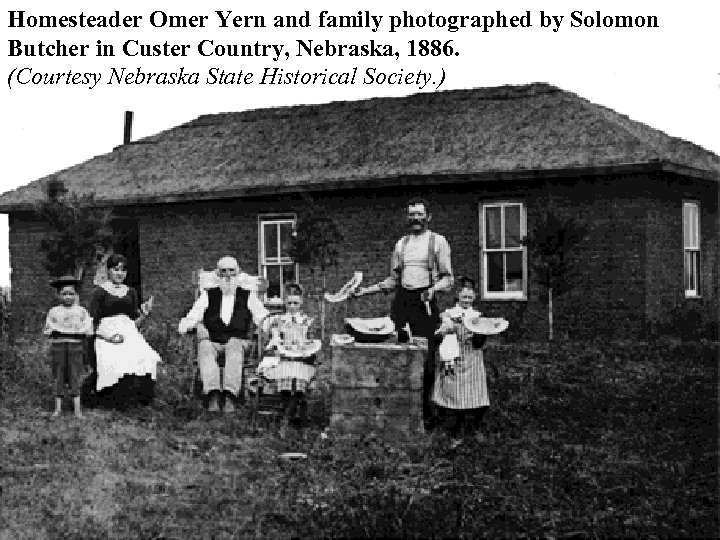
[1,338,55,406]
[33,181,115,278]
[648,300,718,341]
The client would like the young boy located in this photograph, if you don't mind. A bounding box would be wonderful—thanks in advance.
[43,275,93,419]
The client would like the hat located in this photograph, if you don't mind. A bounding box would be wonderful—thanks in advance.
[464,316,509,335]
[50,275,81,288]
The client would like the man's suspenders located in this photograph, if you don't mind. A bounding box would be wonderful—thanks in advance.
[399,232,436,287]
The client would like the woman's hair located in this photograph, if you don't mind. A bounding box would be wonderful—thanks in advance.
[106,253,128,269]
[284,282,304,297]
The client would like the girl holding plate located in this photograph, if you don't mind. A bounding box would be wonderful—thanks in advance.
[264,283,320,432]
[432,277,494,443]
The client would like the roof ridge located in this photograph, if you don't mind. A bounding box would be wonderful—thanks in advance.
[189,82,562,126]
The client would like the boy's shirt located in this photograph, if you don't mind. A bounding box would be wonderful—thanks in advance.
[44,304,93,343]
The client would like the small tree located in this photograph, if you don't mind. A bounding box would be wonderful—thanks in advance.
[34,179,115,280]
[523,207,589,341]
[289,195,343,341]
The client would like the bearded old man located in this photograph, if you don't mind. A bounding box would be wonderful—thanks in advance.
[178,256,269,412]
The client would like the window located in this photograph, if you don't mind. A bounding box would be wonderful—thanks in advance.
[259,215,297,302]
[479,202,527,300]
[683,201,700,297]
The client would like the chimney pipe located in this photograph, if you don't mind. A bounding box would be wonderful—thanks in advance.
[123,111,133,145]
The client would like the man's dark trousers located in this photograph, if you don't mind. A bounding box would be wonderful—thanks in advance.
[390,286,440,427]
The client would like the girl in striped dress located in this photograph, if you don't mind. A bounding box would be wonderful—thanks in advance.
[264,283,317,431]
[432,278,489,442]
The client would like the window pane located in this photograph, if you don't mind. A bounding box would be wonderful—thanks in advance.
[683,204,698,249]
[265,265,281,301]
[279,222,294,259]
[485,207,501,249]
[685,251,698,293]
[504,205,521,248]
[486,253,504,291]
[506,251,523,291]
[263,223,278,261]
[282,263,296,289]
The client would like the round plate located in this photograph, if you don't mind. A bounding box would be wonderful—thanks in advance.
[464,317,509,335]
[276,339,322,358]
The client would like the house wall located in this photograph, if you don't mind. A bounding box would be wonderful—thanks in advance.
[644,175,719,335]
[7,173,717,341]
[6,216,53,333]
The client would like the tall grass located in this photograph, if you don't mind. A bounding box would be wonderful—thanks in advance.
[1,338,717,538]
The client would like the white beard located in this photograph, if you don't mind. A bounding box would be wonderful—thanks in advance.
[219,275,240,296]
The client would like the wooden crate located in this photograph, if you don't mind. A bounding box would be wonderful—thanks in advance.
[330,341,426,435]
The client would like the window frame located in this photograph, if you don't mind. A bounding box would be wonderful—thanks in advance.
[478,201,527,301]
[257,214,298,303]
[682,200,701,298]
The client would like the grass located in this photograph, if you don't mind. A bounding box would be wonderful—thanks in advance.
[1,336,717,538]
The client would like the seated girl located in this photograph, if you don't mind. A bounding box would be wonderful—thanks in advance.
[432,277,489,445]
[263,283,319,431]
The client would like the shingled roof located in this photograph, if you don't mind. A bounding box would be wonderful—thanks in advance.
[1,83,718,210]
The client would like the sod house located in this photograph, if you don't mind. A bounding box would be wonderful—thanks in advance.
[1,83,717,341]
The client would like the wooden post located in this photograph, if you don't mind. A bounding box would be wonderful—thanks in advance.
[548,286,554,341]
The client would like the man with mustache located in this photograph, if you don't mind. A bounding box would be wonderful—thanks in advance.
[179,256,269,413]
[354,198,454,427]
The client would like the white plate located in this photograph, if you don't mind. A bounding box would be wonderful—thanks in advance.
[464,317,509,335]
[275,339,322,358]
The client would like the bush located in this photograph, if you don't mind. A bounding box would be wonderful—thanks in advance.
[648,300,719,341]
[1,338,55,406]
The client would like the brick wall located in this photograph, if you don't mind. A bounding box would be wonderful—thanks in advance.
[644,175,719,335]
[541,176,649,339]
[7,215,52,333]
[7,172,717,342]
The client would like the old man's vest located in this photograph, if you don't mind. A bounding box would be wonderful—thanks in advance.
[203,287,251,343]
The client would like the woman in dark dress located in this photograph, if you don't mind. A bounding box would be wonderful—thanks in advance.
[90,254,161,408]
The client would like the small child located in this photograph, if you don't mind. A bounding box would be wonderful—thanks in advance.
[432,277,489,445]
[43,275,93,419]
[264,283,318,435]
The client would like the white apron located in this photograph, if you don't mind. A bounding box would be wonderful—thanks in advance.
[95,315,161,391]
